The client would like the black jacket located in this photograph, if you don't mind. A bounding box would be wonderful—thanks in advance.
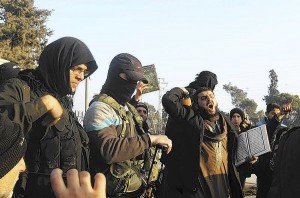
[267,126,300,198]
[0,37,98,198]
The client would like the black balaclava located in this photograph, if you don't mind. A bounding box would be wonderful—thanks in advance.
[36,37,98,96]
[102,76,137,105]
[101,53,147,105]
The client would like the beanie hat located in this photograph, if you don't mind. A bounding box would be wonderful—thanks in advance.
[0,61,21,84]
[230,108,245,121]
[136,102,149,114]
[0,112,27,178]
[187,71,218,91]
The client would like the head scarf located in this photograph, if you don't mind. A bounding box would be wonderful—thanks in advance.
[36,37,98,96]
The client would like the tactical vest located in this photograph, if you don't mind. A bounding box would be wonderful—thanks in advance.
[7,78,90,197]
[99,94,144,136]
[18,79,90,174]
[98,94,147,196]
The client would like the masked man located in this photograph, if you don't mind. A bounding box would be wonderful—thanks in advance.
[84,53,172,197]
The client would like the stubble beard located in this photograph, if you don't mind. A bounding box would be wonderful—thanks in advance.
[198,104,219,120]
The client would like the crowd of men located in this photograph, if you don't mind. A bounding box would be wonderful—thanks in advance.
[0,36,299,198]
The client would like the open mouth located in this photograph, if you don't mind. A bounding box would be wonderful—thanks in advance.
[208,103,214,109]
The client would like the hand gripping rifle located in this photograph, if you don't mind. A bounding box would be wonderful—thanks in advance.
[140,145,166,198]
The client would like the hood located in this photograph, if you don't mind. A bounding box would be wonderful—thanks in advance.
[37,36,98,96]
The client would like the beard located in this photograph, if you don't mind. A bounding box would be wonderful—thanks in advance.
[198,104,219,121]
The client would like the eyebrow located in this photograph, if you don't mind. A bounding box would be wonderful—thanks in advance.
[200,94,214,98]
[71,65,87,70]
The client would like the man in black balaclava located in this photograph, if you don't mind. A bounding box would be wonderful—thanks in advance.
[0,37,98,198]
[84,53,172,197]
[100,53,148,105]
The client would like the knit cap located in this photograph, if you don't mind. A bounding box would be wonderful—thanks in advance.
[0,112,27,178]
[136,102,149,114]
[230,108,245,121]
[0,61,21,84]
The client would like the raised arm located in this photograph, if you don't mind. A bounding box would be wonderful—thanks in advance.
[162,87,204,131]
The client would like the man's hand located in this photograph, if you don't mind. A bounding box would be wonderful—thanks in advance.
[277,99,293,120]
[50,168,106,198]
[134,81,149,101]
[281,99,293,115]
[40,95,63,126]
[241,113,252,130]
[148,134,172,154]
[246,155,258,165]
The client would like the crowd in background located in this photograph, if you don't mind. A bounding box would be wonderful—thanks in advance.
[0,36,299,198]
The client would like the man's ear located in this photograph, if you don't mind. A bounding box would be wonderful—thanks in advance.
[265,111,268,117]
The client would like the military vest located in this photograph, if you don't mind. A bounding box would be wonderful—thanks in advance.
[7,77,90,197]
[19,79,89,175]
[98,94,147,196]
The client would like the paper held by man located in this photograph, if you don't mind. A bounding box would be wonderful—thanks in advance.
[142,64,160,94]
[235,124,271,166]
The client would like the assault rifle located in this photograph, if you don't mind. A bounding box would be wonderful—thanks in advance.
[140,145,166,198]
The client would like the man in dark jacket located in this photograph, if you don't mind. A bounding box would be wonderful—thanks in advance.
[254,102,290,198]
[267,126,300,198]
[83,53,172,197]
[229,108,254,189]
[160,86,243,198]
[0,37,98,197]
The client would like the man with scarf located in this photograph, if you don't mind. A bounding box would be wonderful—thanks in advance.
[158,71,219,197]
[0,37,98,197]
[160,86,243,198]
[83,53,172,197]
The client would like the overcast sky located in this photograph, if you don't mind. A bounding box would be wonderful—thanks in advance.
[35,0,300,114]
